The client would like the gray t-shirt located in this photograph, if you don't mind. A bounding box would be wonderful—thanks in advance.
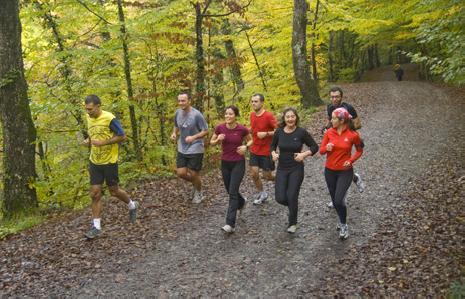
[174,107,208,154]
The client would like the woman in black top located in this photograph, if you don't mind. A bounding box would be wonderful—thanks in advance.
[270,107,319,233]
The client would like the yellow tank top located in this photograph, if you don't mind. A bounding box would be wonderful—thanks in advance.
[86,110,119,165]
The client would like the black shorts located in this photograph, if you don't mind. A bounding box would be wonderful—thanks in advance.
[249,153,275,171]
[176,152,204,171]
[89,162,119,186]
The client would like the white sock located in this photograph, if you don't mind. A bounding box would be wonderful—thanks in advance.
[128,200,136,210]
[93,218,101,230]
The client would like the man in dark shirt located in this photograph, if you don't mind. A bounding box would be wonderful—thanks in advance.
[324,87,365,207]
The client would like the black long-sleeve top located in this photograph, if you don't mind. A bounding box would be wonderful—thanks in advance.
[270,126,319,170]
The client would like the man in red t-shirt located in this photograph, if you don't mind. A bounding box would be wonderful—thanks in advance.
[249,94,278,204]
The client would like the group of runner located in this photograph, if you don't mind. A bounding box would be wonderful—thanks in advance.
[82,86,364,240]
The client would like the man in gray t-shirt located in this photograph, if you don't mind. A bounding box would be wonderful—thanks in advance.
[170,92,208,203]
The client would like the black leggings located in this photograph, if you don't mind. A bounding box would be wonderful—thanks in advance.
[221,160,246,227]
[275,164,304,226]
[324,167,353,224]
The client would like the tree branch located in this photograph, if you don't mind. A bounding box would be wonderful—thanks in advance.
[74,0,114,25]
[204,0,253,18]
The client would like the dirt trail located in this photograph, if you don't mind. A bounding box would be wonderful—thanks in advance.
[1,66,463,297]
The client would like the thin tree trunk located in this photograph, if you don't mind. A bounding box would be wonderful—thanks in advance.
[221,20,244,99]
[194,2,206,111]
[0,0,38,218]
[310,0,320,83]
[292,0,322,108]
[116,0,142,161]
[244,30,267,91]
[328,31,335,82]
[211,48,226,116]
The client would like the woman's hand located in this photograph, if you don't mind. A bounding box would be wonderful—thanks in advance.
[271,151,279,161]
[294,152,306,162]
[236,145,247,156]
[217,134,225,141]
[343,160,352,167]
[257,132,267,139]
[326,143,334,152]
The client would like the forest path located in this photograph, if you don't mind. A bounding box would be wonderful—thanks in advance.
[1,66,463,297]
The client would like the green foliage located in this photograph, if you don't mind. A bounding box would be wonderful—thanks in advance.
[0,215,44,240]
[448,281,465,299]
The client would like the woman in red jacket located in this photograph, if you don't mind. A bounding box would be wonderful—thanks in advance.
[320,107,363,240]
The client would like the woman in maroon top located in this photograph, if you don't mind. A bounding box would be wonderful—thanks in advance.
[320,107,363,240]
[210,106,253,233]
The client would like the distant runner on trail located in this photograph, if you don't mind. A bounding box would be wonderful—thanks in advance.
[320,107,364,240]
[393,64,404,81]
[324,87,365,208]
[271,107,319,234]
[249,93,278,205]
[170,92,209,204]
[82,95,138,240]
[210,105,253,233]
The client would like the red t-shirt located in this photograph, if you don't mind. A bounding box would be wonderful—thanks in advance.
[320,127,363,171]
[250,110,278,156]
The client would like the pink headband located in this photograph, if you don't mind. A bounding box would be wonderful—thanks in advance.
[333,107,352,120]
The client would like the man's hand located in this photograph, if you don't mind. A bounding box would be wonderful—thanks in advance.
[257,132,267,139]
[185,136,195,144]
[82,138,90,147]
[91,139,106,147]
[170,132,177,141]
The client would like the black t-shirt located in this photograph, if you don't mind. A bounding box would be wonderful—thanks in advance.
[270,127,319,170]
[327,102,358,120]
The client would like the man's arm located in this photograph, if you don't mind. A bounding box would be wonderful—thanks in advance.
[352,117,362,130]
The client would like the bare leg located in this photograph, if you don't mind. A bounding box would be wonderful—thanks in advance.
[108,185,130,204]
[263,170,275,182]
[177,167,194,183]
[189,169,202,191]
[90,185,103,219]
[250,166,263,192]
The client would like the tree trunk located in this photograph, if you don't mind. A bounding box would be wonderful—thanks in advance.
[117,0,142,161]
[211,48,225,116]
[221,20,244,100]
[244,30,267,91]
[0,0,38,218]
[292,0,322,108]
[328,31,335,82]
[310,0,320,83]
[194,2,206,112]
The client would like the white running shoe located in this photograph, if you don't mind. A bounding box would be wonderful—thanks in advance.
[353,173,365,193]
[221,224,235,233]
[287,225,297,234]
[326,201,334,208]
[339,224,349,240]
[192,190,203,204]
[253,191,268,205]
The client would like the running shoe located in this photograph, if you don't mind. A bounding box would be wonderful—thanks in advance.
[221,224,235,233]
[129,202,138,223]
[339,224,349,240]
[353,173,365,193]
[336,222,342,230]
[85,226,101,239]
[287,225,297,234]
[192,190,203,204]
[253,191,268,205]
[326,201,334,208]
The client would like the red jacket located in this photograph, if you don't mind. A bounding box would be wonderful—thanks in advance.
[320,127,363,170]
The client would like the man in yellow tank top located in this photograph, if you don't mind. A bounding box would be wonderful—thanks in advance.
[82,95,138,239]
